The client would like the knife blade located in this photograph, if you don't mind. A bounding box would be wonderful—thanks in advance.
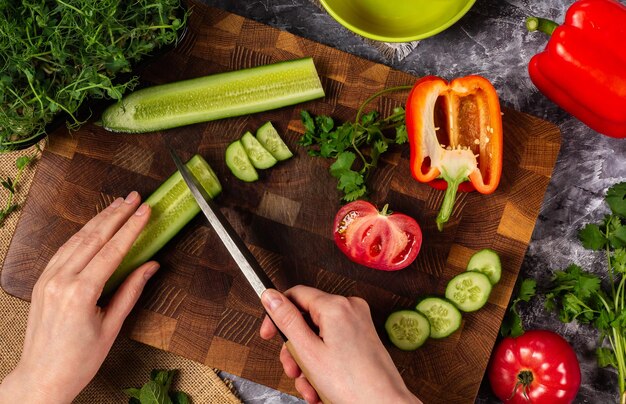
[169,149,328,403]
[168,149,278,298]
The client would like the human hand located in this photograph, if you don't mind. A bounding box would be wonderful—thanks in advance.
[0,191,158,403]
[259,286,421,404]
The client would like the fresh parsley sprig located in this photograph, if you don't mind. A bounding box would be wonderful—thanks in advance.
[544,181,626,401]
[299,85,412,202]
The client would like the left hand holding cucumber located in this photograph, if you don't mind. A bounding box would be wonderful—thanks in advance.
[0,192,158,403]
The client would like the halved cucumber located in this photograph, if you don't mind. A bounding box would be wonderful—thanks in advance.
[445,271,492,312]
[103,155,222,295]
[466,249,502,285]
[256,121,293,161]
[101,58,325,133]
[240,131,277,169]
[385,310,430,351]
[226,140,259,182]
[415,297,462,339]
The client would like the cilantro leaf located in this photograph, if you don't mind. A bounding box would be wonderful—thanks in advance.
[597,347,618,368]
[500,278,536,338]
[579,223,607,250]
[606,182,626,218]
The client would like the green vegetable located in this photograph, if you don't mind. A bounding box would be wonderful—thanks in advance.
[415,297,462,339]
[0,0,187,149]
[103,154,221,295]
[240,131,277,170]
[0,146,40,227]
[123,369,190,404]
[466,248,502,285]
[385,310,430,351]
[500,278,536,338]
[256,121,293,161]
[101,58,325,133]
[299,86,411,202]
[544,181,626,401]
[445,271,492,312]
[225,140,259,182]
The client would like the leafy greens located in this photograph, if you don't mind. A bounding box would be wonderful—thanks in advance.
[299,86,412,202]
[0,0,187,149]
[124,369,190,404]
[545,182,626,401]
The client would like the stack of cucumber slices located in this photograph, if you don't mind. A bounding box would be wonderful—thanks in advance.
[226,121,293,182]
[385,249,501,351]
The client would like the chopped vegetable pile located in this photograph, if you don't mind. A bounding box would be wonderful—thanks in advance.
[0,0,186,149]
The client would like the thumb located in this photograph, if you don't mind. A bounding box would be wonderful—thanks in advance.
[103,261,159,331]
[261,289,320,349]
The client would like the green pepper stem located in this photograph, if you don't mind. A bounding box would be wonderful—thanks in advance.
[526,17,559,36]
[436,179,463,231]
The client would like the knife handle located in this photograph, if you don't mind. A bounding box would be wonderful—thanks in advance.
[285,340,331,404]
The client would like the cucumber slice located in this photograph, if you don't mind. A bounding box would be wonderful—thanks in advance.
[240,131,277,169]
[415,297,462,339]
[225,140,259,182]
[256,121,293,161]
[385,310,430,351]
[103,155,222,296]
[101,58,325,133]
[466,248,502,285]
[445,272,492,312]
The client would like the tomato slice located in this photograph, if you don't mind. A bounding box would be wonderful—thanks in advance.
[333,201,422,271]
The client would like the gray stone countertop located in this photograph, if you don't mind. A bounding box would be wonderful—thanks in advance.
[199,0,626,402]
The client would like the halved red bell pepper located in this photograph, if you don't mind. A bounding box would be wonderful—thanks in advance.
[406,75,503,231]
[526,0,626,138]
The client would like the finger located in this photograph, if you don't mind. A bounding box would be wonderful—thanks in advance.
[103,261,159,333]
[295,376,320,404]
[260,315,278,340]
[283,285,333,326]
[260,289,322,352]
[47,192,142,274]
[280,344,302,379]
[80,203,151,288]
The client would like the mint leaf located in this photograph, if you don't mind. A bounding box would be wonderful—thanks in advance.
[606,182,626,218]
[123,388,142,399]
[151,369,175,391]
[579,223,607,250]
[140,381,172,404]
[171,391,191,404]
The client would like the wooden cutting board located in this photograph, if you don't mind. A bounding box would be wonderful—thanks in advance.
[1,2,561,402]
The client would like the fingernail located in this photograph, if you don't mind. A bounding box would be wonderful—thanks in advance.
[134,203,150,216]
[144,263,160,280]
[125,191,139,204]
[262,289,283,312]
[110,197,124,208]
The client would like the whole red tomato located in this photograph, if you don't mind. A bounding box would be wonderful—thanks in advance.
[488,330,581,403]
[333,200,422,271]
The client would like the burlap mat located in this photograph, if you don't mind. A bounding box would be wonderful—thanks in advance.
[0,141,242,403]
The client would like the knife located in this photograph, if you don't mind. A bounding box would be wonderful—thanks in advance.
[169,149,328,402]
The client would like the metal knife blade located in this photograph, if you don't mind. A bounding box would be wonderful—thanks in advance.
[168,149,276,299]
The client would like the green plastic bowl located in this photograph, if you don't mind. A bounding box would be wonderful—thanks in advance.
[319,0,476,42]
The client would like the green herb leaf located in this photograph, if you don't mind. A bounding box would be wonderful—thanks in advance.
[597,347,618,368]
[500,278,536,338]
[170,391,191,404]
[140,381,172,404]
[151,369,175,391]
[579,223,607,250]
[606,182,626,218]
[123,388,142,400]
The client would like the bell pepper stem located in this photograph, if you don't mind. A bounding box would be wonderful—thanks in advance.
[526,17,559,36]
[436,178,463,231]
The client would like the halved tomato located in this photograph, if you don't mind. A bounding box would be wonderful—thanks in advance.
[333,201,422,271]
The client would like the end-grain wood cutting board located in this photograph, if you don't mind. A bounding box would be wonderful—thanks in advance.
[1,2,561,402]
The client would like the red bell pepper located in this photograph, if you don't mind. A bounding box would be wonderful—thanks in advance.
[526,0,626,138]
[406,75,503,231]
